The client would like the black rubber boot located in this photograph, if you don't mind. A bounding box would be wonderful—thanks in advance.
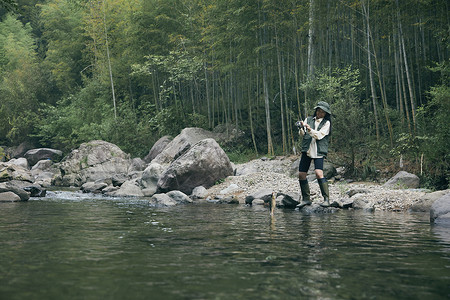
[318,178,330,207]
[296,179,312,209]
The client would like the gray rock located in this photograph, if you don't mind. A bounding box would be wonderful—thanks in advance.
[55,140,130,187]
[8,157,29,169]
[144,136,172,163]
[0,162,33,183]
[279,192,300,208]
[384,171,420,189]
[430,192,450,224]
[24,148,62,167]
[0,191,21,202]
[140,163,164,191]
[191,186,208,199]
[102,185,119,194]
[166,190,192,204]
[150,193,177,207]
[352,194,375,212]
[410,190,449,212]
[152,128,219,165]
[9,180,46,197]
[112,174,128,187]
[81,182,108,193]
[142,187,158,197]
[31,159,60,187]
[235,164,258,176]
[107,179,144,197]
[0,181,30,201]
[245,188,274,205]
[219,183,241,194]
[31,159,53,171]
[340,198,354,209]
[157,138,233,195]
[130,158,147,172]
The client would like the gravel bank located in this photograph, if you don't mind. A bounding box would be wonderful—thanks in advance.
[205,156,439,212]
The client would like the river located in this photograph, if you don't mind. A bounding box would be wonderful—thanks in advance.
[1,191,449,300]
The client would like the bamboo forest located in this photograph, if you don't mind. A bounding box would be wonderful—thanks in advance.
[0,0,448,189]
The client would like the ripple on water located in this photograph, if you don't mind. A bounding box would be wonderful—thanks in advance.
[0,197,449,300]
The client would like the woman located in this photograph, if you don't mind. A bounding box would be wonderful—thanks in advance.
[297,101,332,208]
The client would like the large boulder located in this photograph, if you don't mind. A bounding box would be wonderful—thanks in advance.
[30,159,60,187]
[144,136,172,163]
[54,140,131,187]
[0,162,33,183]
[152,128,219,165]
[24,148,63,167]
[383,171,420,189]
[157,138,233,195]
[139,163,165,196]
[410,190,449,212]
[430,192,450,225]
[0,181,30,201]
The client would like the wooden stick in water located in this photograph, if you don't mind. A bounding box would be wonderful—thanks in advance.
[270,191,276,217]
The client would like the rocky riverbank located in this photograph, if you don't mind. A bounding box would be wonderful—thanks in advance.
[1,127,449,222]
[203,155,449,213]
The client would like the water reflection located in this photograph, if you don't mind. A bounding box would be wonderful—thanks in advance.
[0,196,449,300]
[432,225,450,253]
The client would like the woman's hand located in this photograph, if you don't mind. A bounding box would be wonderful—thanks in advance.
[304,123,311,132]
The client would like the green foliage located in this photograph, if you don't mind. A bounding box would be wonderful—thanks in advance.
[225,147,258,164]
[0,14,42,145]
[0,0,447,186]
[0,146,6,161]
[389,133,424,161]
[34,80,112,152]
[414,60,450,189]
[39,0,86,94]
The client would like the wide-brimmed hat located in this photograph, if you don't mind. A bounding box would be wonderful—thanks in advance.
[314,101,331,115]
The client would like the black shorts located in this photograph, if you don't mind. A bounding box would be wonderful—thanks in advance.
[298,152,324,172]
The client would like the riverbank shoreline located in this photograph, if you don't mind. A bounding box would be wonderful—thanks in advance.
[203,156,448,212]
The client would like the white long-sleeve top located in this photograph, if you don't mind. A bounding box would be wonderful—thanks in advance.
[299,117,330,158]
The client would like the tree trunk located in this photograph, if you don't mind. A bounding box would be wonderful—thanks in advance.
[362,1,380,143]
[263,67,274,156]
[397,0,416,134]
[276,32,287,153]
[307,0,316,79]
[103,0,116,119]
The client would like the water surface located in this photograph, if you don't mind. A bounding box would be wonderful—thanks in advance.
[1,191,449,299]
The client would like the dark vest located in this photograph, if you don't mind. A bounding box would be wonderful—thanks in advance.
[301,117,330,157]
